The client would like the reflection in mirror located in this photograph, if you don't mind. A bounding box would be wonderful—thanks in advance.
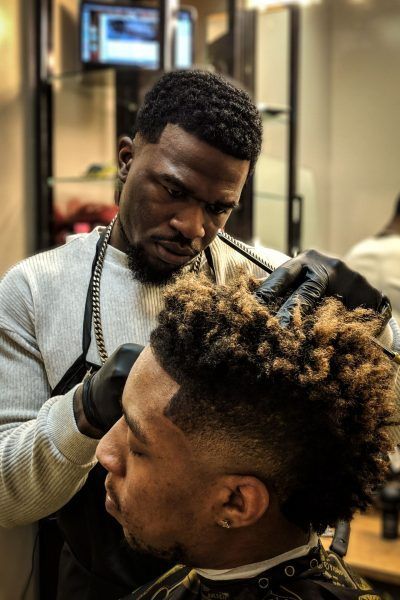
[251,0,400,258]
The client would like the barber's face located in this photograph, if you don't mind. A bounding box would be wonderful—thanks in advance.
[114,124,250,283]
[96,347,221,565]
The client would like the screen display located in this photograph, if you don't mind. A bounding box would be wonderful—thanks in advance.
[81,3,194,70]
[81,3,160,69]
[174,9,193,69]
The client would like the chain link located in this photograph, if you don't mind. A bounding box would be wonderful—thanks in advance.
[92,216,117,364]
[191,251,203,276]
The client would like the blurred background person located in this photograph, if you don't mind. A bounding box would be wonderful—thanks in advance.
[346,194,400,322]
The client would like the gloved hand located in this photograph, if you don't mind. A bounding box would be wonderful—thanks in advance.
[81,343,144,433]
[254,249,392,327]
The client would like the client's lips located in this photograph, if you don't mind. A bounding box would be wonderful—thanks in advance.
[155,241,197,266]
[104,483,119,517]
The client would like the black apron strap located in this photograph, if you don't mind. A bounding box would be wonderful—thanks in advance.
[40,229,108,600]
[51,230,107,397]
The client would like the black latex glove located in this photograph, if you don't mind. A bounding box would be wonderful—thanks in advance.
[82,343,144,433]
[254,249,392,327]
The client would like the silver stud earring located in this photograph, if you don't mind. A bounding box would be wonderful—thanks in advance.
[219,519,231,529]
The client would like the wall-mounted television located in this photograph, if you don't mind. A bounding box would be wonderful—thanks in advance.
[80,2,195,70]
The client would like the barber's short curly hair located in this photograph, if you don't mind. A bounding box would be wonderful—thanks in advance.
[150,273,395,534]
[134,70,262,173]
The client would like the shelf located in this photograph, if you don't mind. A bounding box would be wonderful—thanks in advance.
[255,191,286,201]
[46,68,116,87]
[46,65,162,86]
[257,103,290,115]
[258,104,290,124]
[48,176,117,186]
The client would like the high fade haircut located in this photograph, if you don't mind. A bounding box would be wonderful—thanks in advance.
[150,273,395,534]
[134,69,262,173]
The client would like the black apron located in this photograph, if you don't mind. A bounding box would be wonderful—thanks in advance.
[40,236,216,600]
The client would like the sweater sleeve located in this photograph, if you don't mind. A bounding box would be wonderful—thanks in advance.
[0,268,98,528]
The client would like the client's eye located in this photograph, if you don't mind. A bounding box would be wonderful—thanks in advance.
[129,448,144,458]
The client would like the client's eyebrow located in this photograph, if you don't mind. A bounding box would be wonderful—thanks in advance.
[122,408,149,445]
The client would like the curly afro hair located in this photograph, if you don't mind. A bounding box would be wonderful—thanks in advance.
[150,272,396,534]
[134,70,262,173]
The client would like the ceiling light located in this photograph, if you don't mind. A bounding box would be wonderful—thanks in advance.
[246,0,322,9]
[0,8,11,47]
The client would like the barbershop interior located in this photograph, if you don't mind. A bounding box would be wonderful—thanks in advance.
[1,0,400,599]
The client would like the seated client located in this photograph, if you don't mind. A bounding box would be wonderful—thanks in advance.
[97,273,395,599]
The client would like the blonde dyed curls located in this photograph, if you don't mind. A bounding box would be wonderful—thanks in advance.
[151,273,396,532]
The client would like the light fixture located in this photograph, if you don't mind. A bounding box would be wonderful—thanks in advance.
[246,0,322,9]
[0,7,10,47]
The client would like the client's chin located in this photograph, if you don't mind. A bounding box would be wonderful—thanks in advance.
[124,532,189,564]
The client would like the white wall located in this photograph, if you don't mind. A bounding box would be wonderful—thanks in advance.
[254,9,289,253]
[0,0,29,275]
[254,0,400,257]
[254,3,332,253]
[0,3,38,596]
[329,0,400,255]
[297,2,332,252]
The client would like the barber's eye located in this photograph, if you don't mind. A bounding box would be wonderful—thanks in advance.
[165,187,185,199]
[207,204,231,215]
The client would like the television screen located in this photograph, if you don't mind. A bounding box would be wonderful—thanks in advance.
[81,3,160,69]
[174,9,194,69]
[80,2,194,70]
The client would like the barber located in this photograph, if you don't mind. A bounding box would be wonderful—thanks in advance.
[0,70,397,600]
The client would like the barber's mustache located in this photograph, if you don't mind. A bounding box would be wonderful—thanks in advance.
[151,234,203,255]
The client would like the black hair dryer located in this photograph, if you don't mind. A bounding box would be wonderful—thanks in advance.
[380,481,400,539]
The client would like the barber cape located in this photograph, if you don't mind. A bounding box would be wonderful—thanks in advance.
[122,543,381,599]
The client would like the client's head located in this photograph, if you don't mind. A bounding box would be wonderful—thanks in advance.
[96,273,395,568]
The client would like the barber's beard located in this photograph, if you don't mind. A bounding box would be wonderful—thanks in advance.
[126,243,183,284]
[118,217,199,285]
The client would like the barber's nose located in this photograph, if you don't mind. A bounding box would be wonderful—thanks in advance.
[170,203,206,241]
[96,418,126,477]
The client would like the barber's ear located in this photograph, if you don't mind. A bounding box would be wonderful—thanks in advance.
[214,476,270,529]
[118,136,133,171]
[115,136,133,205]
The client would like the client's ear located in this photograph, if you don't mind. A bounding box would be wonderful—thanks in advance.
[214,475,270,530]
